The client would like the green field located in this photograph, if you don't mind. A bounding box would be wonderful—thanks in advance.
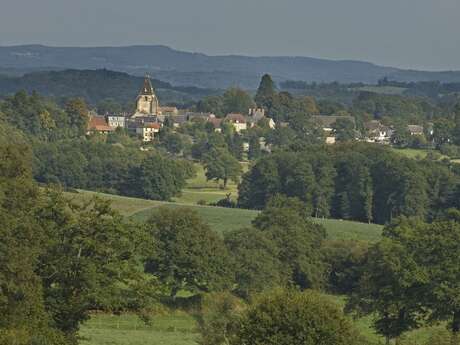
[173,163,242,205]
[353,85,407,95]
[79,300,443,345]
[68,189,382,241]
[79,313,197,345]
[73,163,387,345]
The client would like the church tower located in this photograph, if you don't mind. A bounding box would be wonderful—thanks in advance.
[133,74,159,117]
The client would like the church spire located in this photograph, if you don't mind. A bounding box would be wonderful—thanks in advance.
[140,73,154,95]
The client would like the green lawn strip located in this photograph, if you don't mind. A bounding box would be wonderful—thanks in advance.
[79,313,197,345]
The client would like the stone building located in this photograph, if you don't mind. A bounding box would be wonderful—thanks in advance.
[132,75,159,117]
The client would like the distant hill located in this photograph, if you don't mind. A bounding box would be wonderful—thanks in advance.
[1,45,460,89]
[0,69,219,106]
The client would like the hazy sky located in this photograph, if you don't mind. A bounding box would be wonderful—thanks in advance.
[1,0,459,71]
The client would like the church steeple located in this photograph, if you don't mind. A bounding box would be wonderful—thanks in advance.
[132,73,160,117]
[140,74,154,95]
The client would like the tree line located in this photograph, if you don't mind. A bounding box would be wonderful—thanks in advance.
[238,143,459,224]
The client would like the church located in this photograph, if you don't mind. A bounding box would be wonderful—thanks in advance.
[132,74,160,117]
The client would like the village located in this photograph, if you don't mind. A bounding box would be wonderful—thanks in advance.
[87,74,431,147]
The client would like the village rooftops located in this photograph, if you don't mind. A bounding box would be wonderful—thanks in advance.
[226,113,247,123]
[87,116,114,132]
[407,125,424,136]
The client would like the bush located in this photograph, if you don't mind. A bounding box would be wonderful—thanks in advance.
[232,289,366,345]
[439,144,460,158]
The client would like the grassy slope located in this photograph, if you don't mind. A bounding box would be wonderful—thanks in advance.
[68,189,382,241]
[75,164,386,344]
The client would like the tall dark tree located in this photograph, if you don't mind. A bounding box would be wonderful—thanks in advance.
[255,74,276,110]
[253,196,326,289]
[144,207,233,297]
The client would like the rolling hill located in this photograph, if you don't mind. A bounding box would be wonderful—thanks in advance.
[2,45,460,89]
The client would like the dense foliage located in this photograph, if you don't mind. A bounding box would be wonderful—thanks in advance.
[239,143,458,224]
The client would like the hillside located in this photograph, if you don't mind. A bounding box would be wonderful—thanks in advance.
[2,45,460,89]
[0,69,219,105]
[66,189,382,242]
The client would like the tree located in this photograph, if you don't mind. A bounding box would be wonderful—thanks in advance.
[322,240,369,295]
[203,147,242,188]
[233,289,363,345]
[253,196,326,289]
[196,95,225,117]
[383,218,460,345]
[127,154,193,200]
[224,228,284,298]
[333,118,356,142]
[36,193,151,339]
[144,208,233,297]
[195,292,244,345]
[222,88,255,115]
[255,74,276,110]
[433,118,454,147]
[346,235,422,345]
[64,98,89,136]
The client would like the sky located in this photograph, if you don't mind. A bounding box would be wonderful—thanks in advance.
[1,0,459,71]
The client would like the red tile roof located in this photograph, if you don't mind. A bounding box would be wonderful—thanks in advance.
[145,123,161,129]
[88,117,114,132]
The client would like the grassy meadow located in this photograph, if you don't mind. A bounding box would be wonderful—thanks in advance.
[73,163,390,344]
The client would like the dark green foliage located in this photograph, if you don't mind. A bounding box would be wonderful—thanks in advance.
[233,289,363,345]
[224,228,284,298]
[195,292,244,345]
[0,69,218,106]
[127,154,194,201]
[36,193,151,338]
[255,74,276,110]
[0,91,85,140]
[33,138,194,201]
[222,87,255,115]
[239,143,456,224]
[0,125,150,344]
[253,196,326,289]
[203,147,242,188]
[346,234,423,343]
[322,240,369,294]
[144,207,234,297]
[333,117,356,142]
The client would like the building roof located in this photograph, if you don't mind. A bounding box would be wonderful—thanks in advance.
[160,106,178,113]
[139,74,155,96]
[408,125,424,135]
[144,122,161,129]
[208,117,223,128]
[171,115,187,123]
[312,115,355,128]
[226,113,247,123]
[88,116,114,132]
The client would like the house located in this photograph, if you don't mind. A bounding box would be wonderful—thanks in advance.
[87,116,114,134]
[159,106,179,116]
[169,115,188,128]
[107,115,126,128]
[365,120,392,143]
[247,108,276,129]
[311,115,356,144]
[186,112,216,122]
[208,117,223,133]
[136,122,161,142]
[407,125,424,136]
[225,113,247,132]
